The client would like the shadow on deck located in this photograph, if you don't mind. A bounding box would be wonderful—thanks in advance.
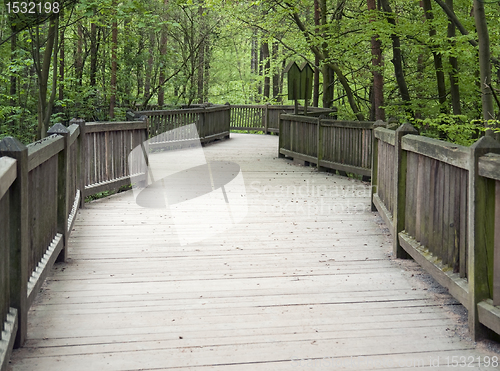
[7,134,500,370]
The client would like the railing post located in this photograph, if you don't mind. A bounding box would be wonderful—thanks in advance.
[393,123,418,258]
[468,136,500,340]
[317,115,324,171]
[47,123,70,263]
[225,102,231,138]
[199,106,206,140]
[278,113,285,158]
[371,120,386,211]
[72,119,86,209]
[264,103,269,134]
[0,137,28,348]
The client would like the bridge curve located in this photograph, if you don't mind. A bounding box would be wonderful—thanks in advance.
[7,134,499,370]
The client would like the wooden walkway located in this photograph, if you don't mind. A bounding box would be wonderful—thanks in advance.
[8,134,499,370]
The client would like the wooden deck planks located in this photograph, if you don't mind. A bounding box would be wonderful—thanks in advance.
[8,134,499,370]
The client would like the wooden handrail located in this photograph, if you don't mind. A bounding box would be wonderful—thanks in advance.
[372,124,500,341]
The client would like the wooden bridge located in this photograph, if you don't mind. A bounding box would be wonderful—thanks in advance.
[1,105,500,370]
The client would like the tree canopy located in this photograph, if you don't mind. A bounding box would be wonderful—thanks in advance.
[0,0,499,142]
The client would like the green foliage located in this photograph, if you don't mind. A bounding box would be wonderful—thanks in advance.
[410,114,489,146]
[85,184,132,202]
[0,0,499,144]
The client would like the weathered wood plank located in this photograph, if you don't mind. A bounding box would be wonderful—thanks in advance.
[85,121,147,134]
[401,135,469,169]
[68,124,80,145]
[26,234,63,308]
[279,114,318,124]
[0,308,17,371]
[321,120,374,129]
[0,157,16,200]
[447,165,457,270]
[459,170,468,278]
[26,135,64,172]
[373,127,395,146]
[477,299,500,335]
[442,162,451,266]
[399,232,469,308]
[495,180,500,306]
[478,152,500,181]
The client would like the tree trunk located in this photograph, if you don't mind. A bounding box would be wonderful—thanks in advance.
[251,29,258,102]
[272,42,280,102]
[415,52,425,119]
[137,31,144,98]
[36,14,59,139]
[158,0,169,107]
[322,65,334,109]
[368,0,385,120]
[313,56,320,107]
[58,8,64,102]
[380,0,412,115]
[75,22,83,86]
[446,0,461,114]
[109,2,118,119]
[123,19,132,107]
[279,59,286,102]
[257,36,263,100]
[262,41,270,99]
[145,31,154,98]
[433,0,500,75]
[10,30,17,106]
[204,39,211,102]
[473,0,495,121]
[313,0,320,107]
[422,0,447,113]
[320,0,334,108]
[287,2,363,118]
[197,6,205,104]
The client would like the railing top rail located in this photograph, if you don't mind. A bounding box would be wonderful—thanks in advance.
[478,153,500,181]
[0,156,17,200]
[229,104,268,109]
[374,127,396,146]
[321,119,375,129]
[85,121,147,133]
[135,104,228,116]
[401,134,469,170]
[68,124,80,145]
[279,114,319,124]
[27,134,64,172]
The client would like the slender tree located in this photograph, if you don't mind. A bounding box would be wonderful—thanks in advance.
[380,0,412,116]
[446,0,460,114]
[473,0,495,122]
[367,0,385,120]
[421,0,447,113]
[109,0,118,119]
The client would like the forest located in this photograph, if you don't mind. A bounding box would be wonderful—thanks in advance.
[0,0,499,144]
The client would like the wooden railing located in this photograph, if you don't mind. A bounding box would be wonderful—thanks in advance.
[230,104,335,133]
[132,103,335,134]
[0,155,18,370]
[371,124,500,340]
[0,112,230,368]
[133,104,230,143]
[0,123,83,360]
[278,114,376,177]
[83,120,148,197]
